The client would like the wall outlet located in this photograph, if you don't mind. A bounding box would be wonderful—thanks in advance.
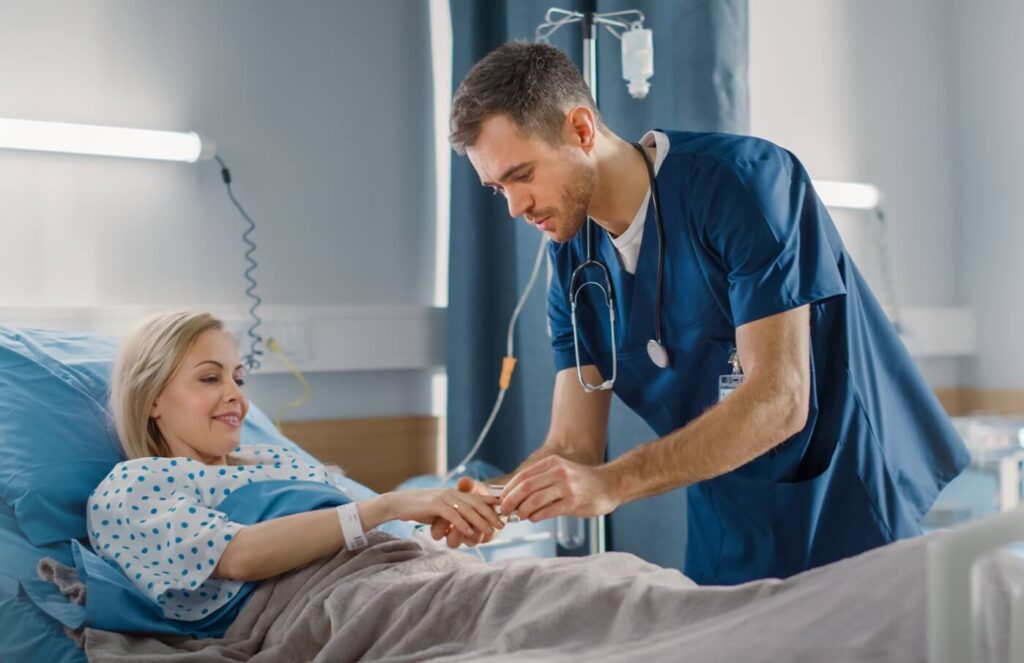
[264,320,311,363]
[226,318,311,365]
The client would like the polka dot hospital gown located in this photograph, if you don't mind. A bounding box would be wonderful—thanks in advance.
[87,444,332,621]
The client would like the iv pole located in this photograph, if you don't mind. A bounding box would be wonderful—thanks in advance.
[536,8,653,557]
[581,12,604,558]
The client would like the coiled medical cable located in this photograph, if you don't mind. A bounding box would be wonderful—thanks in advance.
[215,155,265,371]
[445,233,549,481]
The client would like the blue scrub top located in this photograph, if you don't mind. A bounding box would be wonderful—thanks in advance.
[547,130,969,585]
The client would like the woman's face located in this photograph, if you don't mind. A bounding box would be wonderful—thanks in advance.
[151,328,249,465]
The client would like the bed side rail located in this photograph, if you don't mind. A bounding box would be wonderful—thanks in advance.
[928,505,1024,663]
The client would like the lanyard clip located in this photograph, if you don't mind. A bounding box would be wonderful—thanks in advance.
[729,349,742,376]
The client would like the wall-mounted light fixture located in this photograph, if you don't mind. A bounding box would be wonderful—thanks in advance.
[0,117,215,162]
[814,179,881,210]
[0,116,270,369]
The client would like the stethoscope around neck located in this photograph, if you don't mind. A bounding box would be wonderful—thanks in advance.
[569,142,669,393]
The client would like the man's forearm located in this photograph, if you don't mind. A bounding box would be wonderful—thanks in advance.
[491,439,603,486]
[602,374,807,505]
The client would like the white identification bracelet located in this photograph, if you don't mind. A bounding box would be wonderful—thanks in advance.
[336,503,368,550]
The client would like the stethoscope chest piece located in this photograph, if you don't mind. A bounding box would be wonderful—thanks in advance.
[647,339,669,368]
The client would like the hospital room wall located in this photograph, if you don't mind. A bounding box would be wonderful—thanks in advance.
[947,1,1024,394]
[749,0,961,388]
[0,1,438,419]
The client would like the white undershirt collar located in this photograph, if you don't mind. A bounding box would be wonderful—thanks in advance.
[601,130,669,274]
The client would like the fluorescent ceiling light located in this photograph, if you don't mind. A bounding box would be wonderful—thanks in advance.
[814,180,881,210]
[0,117,214,162]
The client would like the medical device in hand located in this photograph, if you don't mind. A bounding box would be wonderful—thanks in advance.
[487,484,586,548]
[488,485,520,523]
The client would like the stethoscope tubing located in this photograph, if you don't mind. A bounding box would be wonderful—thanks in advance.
[568,141,668,385]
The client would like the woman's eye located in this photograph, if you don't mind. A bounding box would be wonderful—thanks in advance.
[234,378,246,387]
[200,376,219,384]
[515,171,532,182]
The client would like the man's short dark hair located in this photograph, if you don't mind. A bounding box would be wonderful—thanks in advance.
[449,41,600,155]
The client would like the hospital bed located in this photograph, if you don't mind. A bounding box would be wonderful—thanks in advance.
[0,325,1019,662]
[27,508,1024,663]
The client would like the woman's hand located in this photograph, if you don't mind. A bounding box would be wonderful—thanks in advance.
[381,485,503,546]
[430,477,502,548]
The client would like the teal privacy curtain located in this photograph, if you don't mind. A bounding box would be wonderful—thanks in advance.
[446,0,748,570]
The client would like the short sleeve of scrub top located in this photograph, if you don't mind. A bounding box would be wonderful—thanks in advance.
[699,149,847,327]
[547,241,594,371]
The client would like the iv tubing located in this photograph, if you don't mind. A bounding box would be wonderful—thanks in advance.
[445,233,549,480]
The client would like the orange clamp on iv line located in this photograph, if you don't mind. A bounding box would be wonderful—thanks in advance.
[499,356,517,390]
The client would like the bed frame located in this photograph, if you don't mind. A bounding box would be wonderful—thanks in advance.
[928,504,1024,662]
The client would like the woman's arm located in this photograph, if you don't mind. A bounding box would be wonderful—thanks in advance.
[214,488,503,581]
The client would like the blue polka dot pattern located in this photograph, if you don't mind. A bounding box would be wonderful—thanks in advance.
[87,444,330,622]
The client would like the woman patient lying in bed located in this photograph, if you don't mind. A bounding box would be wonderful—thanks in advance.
[87,310,501,621]
[77,311,946,661]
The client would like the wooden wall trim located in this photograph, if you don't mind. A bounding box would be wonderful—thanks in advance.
[934,388,1024,417]
[281,415,439,493]
[933,389,964,416]
[283,391,1024,493]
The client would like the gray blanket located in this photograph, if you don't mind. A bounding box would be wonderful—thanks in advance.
[75,531,941,662]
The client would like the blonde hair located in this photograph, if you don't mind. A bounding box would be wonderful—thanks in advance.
[111,311,226,459]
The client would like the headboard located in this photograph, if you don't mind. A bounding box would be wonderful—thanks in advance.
[281,415,441,493]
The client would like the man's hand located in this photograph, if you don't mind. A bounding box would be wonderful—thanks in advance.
[430,477,500,548]
[500,456,620,521]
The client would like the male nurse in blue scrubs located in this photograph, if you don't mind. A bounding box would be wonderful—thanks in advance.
[443,42,969,584]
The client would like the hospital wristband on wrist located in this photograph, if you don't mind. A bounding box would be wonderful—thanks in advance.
[336,503,368,550]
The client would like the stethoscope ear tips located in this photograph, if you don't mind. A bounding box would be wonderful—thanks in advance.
[647,339,670,368]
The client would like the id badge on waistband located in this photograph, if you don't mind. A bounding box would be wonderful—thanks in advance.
[719,374,744,402]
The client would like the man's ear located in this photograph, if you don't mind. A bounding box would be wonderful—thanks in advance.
[564,106,598,153]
